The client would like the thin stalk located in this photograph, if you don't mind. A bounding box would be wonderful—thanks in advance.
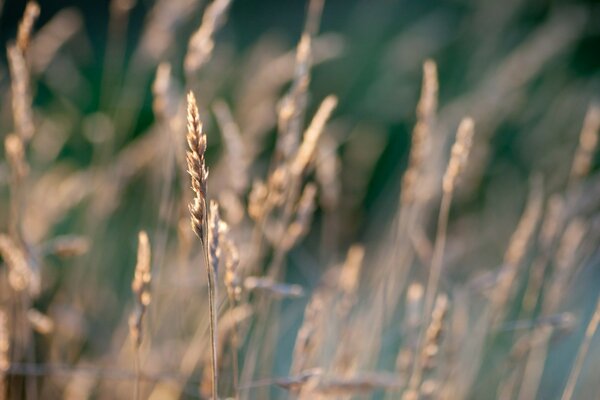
[561,296,600,400]
[407,189,452,394]
[133,349,140,400]
[201,234,218,400]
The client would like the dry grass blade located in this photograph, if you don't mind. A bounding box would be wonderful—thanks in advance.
[186,91,218,400]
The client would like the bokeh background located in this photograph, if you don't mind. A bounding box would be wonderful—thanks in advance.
[1,0,600,399]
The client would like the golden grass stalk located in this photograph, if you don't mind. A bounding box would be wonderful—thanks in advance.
[0,234,39,296]
[17,1,40,52]
[26,309,54,335]
[561,295,600,400]
[5,134,29,240]
[7,45,35,142]
[281,183,318,251]
[276,0,325,163]
[290,290,325,375]
[186,91,219,400]
[424,117,474,318]
[521,195,564,315]
[200,306,253,399]
[492,176,544,320]
[401,59,438,206]
[407,117,473,396]
[569,103,600,185]
[219,220,242,396]
[291,95,338,176]
[184,0,232,75]
[129,231,152,400]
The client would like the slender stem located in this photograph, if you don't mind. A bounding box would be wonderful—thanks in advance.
[133,348,140,400]
[561,296,600,400]
[202,239,218,400]
[229,299,240,399]
[407,189,453,394]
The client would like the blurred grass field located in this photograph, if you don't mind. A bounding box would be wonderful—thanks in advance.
[0,0,600,399]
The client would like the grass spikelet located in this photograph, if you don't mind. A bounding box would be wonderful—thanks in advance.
[129,231,152,349]
[569,102,600,185]
[7,45,35,141]
[424,117,474,320]
[276,0,325,163]
[248,179,268,222]
[17,1,40,52]
[401,60,438,206]
[282,183,318,251]
[184,0,232,75]
[408,118,474,396]
[4,134,29,181]
[152,62,174,121]
[220,221,241,302]
[26,309,54,335]
[291,95,338,176]
[0,234,39,296]
[291,290,325,375]
[492,176,544,318]
[186,91,209,241]
[186,91,219,400]
[5,134,29,239]
[219,219,242,395]
[442,118,474,195]
[129,231,151,400]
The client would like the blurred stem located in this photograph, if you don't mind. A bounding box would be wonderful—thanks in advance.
[407,188,453,394]
[561,296,600,400]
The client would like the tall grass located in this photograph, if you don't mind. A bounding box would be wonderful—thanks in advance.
[0,0,599,399]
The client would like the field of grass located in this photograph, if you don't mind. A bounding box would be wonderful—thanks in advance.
[0,0,599,399]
